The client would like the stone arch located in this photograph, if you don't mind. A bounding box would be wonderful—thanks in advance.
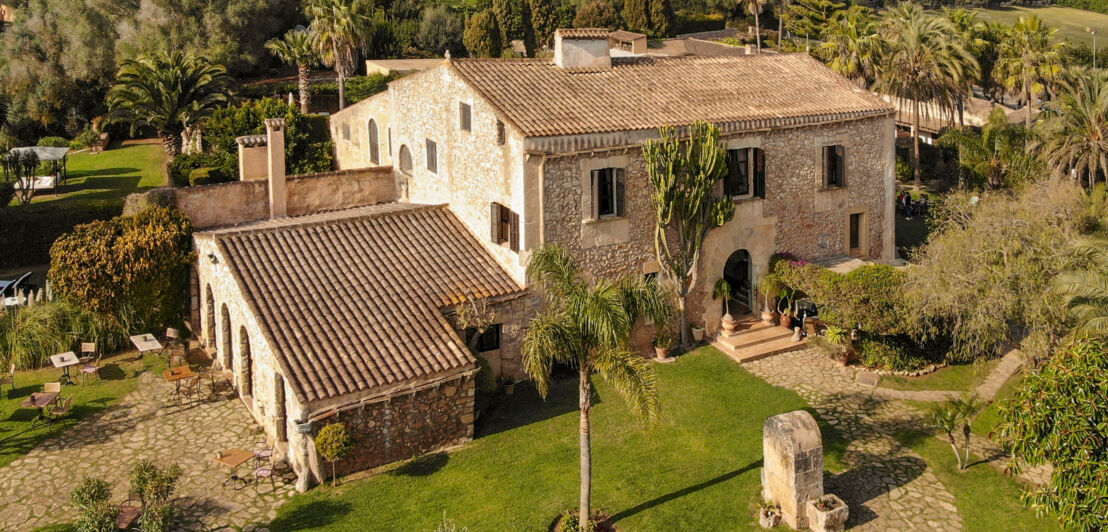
[399,144,412,174]
[204,285,215,349]
[239,326,253,397]
[723,249,752,315]
[367,119,380,164]
[220,303,232,370]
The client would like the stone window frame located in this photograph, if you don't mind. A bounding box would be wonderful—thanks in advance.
[367,119,380,164]
[580,154,630,222]
[821,141,847,190]
[426,139,438,173]
[723,136,764,201]
[459,101,472,132]
[846,208,868,257]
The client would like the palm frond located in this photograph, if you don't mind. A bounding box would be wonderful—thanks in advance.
[592,347,660,425]
[521,312,580,398]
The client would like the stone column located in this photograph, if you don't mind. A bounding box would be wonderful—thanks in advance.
[762,410,824,529]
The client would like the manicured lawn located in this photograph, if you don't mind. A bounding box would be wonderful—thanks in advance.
[973,6,1107,46]
[971,373,1023,438]
[18,140,166,209]
[880,358,999,392]
[896,429,1059,532]
[271,347,845,532]
[0,352,165,468]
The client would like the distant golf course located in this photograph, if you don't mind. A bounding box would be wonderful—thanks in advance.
[972,5,1108,46]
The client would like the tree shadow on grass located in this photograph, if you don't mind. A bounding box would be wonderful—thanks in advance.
[476,376,599,438]
[391,451,449,477]
[269,499,354,531]
[97,364,127,381]
[611,459,763,522]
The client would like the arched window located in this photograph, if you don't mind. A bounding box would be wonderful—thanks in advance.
[368,119,380,164]
[399,145,412,175]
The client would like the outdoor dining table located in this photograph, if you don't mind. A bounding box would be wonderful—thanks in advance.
[50,351,80,386]
[215,447,255,488]
[163,366,194,394]
[130,333,163,355]
[20,392,58,425]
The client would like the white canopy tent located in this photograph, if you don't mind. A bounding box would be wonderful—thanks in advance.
[7,146,69,195]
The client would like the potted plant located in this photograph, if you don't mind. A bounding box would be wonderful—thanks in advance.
[690,324,705,343]
[806,494,849,532]
[758,275,784,325]
[824,325,849,366]
[653,330,673,360]
[501,376,516,396]
[758,501,781,528]
[713,278,737,333]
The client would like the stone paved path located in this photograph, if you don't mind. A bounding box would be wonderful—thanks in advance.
[867,348,1024,403]
[0,370,294,531]
[745,349,963,531]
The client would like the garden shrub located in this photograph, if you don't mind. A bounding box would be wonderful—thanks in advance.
[71,476,117,532]
[168,152,227,187]
[674,11,725,34]
[316,422,354,486]
[36,136,69,148]
[187,166,229,186]
[1056,0,1108,15]
[205,99,332,176]
[773,261,908,336]
[0,181,12,207]
[71,127,100,149]
[855,335,931,371]
[130,460,182,532]
[48,206,194,333]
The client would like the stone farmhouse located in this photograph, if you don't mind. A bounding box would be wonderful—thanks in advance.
[180,28,896,489]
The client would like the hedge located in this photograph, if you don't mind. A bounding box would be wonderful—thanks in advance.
[675,12,725,35]
[188,166,230,186]
[0,201,122,268]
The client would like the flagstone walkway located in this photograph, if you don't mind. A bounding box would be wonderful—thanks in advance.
[745,349,963,531]
[0,370,294,531]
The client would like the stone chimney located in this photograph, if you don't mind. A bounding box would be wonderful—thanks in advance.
[265,118,287,218]
[553,28,611,71]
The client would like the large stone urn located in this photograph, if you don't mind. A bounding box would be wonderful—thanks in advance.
[721,313,739,334]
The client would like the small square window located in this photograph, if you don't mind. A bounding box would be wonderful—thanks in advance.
[823,145,845,188]
[342,123,350,141]
[465,324,501,352]
[459,102,471,132]
[590,168,625,218]
[426,139,437,173]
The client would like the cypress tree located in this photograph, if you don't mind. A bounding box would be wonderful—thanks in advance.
[649,0,675,37]
[623,0,650,33]
[463,10,503,58]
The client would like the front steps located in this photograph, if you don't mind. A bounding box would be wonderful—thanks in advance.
[711,316,806,363]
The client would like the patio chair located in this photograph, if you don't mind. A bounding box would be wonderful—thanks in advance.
[253,441,274,467]
[81,355,102,384]
[0,363,13,396]
[177,376,200,405]
[44,381,61,394]
[253,465,275,486]
[157,328,181,357]
[79,342,96,364]
[48,396,71,422]
[116,493,142,530]
[196,358,225,396]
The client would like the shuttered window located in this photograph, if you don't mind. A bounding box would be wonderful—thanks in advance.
[367,119,379,164]
[724,148,751,197]
[590,168,625,219]
[823,145,845,188]
[490,203,520,252]
[496,120,505,145]
[753,147,766,199]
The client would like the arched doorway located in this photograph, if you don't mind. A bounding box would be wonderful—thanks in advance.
[239,326,253,397]
[204,286,215,349]
[367,119,379,164]
[220,304,232,370]
[723,249,752,315]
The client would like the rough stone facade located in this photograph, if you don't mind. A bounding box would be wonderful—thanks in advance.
[762,410,825,529]
[319,375,475,477]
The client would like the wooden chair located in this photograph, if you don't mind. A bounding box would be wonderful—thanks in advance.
[116,493,142,530]
[81,355,102,384]
[48,396,71,422]
[79,342,96,364]
[196,358,224,396]
[0,363,13,396]
[176,376,200,405]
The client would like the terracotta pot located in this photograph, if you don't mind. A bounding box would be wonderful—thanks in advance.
[721,313,738,333]
[781,314,793,329]
[504,382,515,395]
[691,326,705,342]
[654,346,670,360]
[760,308,776,325]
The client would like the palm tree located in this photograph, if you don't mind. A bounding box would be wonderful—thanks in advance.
[744,0,768,52]
[523,245,671,528]
[929,401,965,470]
[936,107,1042,190]
[994,15,1064,128]
[305,0,376,111]
[876,3,979,189]
[818,5,881,88]
[1037,69,1108,190]
[106,51,232,156]
[1054,235,1108,336]
[943,7,990,126]
[953,395,982,470]
[776,0,791,48]
[266,28,316,114]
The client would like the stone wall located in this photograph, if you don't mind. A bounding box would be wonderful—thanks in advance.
[131,166,397,230]
[445,294,535,380]
[315,373,475,477]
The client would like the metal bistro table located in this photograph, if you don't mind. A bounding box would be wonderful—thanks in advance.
[50,352,80,386]
[215,447,255,489]
[130,333,163,356]
[21,392,59,426]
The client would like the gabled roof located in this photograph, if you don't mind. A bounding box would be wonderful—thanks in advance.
[451,54,893,138]
[202,203,524,405]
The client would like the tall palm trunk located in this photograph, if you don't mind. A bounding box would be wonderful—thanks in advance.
[298,63,312,114]
[957,95,965,127]
[160,131,181,156]
[754,10,761,52]
[1025,85,1033,129]
[579,368,592,529]
[946,432,963,470]
[337,70,346,111]
[912,97,922,189]
[777,16,783,47]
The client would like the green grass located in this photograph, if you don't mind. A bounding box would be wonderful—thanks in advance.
[895,429,1060,532]
[0,352,166,469]
[973,6,1107,46]
[880,358,999,392]
[18,140,166,209]
[971,373,1023,438]
[271,347,845,532]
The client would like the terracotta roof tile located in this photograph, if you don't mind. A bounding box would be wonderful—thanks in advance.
[556,28,610,39]
[451,54,894,137]
[203,203,524,403]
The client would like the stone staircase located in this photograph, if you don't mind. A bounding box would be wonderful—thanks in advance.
[712,315,806,363]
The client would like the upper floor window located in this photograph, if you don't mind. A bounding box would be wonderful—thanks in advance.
[490,202,519,252]
[399,145,412,175]
[725,147,765,199]
[590,168,625,219]
[823,145,845,188]
[367,119,379,164]
[459,102,472,132]
[426,139,438,173]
